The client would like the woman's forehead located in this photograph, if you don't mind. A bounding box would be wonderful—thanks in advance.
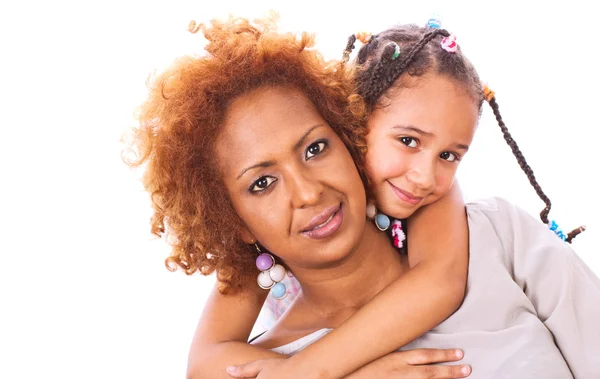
[216,86,329,172]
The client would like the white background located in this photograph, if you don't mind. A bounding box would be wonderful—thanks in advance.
[1,1,598,378]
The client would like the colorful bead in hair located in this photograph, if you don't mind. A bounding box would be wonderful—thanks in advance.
[391,219,406,248]
[356,31,372,44]
[427,16,442,29]
[441,34,458,53]
[387,41,401,60]
[483,84,496,102]
[548,220,567,241]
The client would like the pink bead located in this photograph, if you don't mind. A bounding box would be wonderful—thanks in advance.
[255,253,274,271]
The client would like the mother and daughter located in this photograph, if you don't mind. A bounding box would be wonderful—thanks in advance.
[127,14,599,379]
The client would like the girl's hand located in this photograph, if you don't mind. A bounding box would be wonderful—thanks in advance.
[226,349,470,378]
[347,348,471,379]
[226,357,290,379]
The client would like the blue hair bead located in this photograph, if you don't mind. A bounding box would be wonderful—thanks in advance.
[548,220,567,241]
[427,17,442,29]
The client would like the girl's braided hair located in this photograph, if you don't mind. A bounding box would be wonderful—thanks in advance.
[343,24,585,242]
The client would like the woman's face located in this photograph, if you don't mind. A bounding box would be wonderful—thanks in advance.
[216,86,366,270]
[365,73,479,219]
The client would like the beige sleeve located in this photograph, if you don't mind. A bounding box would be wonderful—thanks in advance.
[496,198,600,378]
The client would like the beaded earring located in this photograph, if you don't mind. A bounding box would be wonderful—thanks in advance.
[366,202,405,248]
[366,202,391,231]
[255,244,287,300]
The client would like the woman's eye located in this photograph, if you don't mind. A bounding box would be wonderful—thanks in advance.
[400,137,418,148]
[250,176,277,192]
[305,141,327,159]
[440,152,459,162]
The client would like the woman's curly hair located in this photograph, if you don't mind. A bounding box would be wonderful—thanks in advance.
[125,15,368,293]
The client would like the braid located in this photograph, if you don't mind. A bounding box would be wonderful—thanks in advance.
[487,97,552,222]
[566,226,586,243]
[342,34,357,63]
[365,42,398,100]
[365,29,450,104]
[487,95,585,242]
[364,29,449,104]
[357,34,378,65]
[383,29,449,94]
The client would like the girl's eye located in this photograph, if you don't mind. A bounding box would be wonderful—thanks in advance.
[400,137,418,148]
[250,176,277,192]
[305,140,327,159]
[440,152,459,162]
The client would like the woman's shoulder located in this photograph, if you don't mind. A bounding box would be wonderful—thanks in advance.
[465,197,547,233]
[465,197,576,263]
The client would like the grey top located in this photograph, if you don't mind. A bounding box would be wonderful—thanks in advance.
[269,198,600,379]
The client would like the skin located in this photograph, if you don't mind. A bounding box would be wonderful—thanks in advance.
[190,84,471,379]
[366,73,479,219]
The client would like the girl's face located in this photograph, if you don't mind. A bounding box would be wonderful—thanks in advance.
[216,86,367,270]
[365,73,479,219]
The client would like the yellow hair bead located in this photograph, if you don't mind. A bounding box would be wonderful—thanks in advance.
[483,84,495,102]
[356,31,372,44]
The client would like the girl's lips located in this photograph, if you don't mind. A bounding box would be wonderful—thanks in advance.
[387,181,423,205]
[301,204,343,239]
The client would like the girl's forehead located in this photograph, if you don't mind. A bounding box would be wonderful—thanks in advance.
[376,73,480,111]
[369,74,479,137]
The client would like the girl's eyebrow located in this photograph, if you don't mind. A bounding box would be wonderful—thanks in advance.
[454,143,470,151]
[391,125,433,136]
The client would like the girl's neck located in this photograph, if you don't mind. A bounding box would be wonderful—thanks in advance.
[291,221,409,321]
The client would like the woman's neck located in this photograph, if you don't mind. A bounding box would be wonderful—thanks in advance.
[290,221,409,322]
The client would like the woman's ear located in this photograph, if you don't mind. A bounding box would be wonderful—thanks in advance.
[238,226,256,245]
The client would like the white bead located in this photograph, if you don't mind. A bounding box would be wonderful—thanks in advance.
[366,203,376,219]
[269,264,286,282]
[257,271,274,289]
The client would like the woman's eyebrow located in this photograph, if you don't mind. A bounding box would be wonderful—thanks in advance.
[237,124,325,180]
[237,161,275,180]
[293,124,326,151]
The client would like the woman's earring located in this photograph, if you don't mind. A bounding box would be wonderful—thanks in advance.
[255,244,287,300]
[366,201,391,231]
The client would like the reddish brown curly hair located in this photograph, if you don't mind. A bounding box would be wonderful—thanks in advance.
[126,16,368,293]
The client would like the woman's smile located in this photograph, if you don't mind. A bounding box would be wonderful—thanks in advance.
[300,203,343,239]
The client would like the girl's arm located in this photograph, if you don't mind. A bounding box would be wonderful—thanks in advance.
[273,182,469,378]
[186,281,283,379]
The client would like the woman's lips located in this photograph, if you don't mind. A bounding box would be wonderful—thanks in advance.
[387,181,423,205]
[301,204,343,239]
